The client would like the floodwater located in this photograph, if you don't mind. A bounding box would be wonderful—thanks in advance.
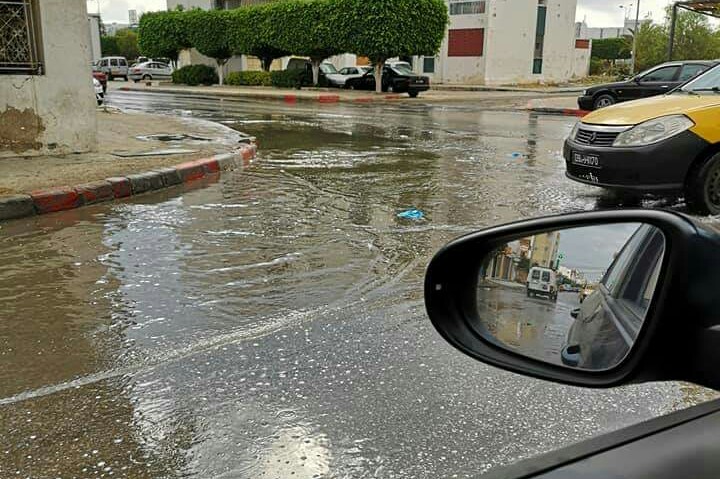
[0,91,713,478]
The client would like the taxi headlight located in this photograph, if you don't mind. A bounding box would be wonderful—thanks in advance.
[613,115,694,147]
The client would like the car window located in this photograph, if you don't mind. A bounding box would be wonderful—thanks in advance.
[541,271,551,282]
[110,59,118,67]
[119,59,127,66]
[679,64,708,81]
[531,270,540,280]
[320,63,338,74]
[682,63,720,91]
[601,226,650,294]
[641,66,679,82]
[392,65,415,76]
[617,228,665,314]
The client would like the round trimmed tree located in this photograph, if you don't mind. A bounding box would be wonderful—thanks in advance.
[229,4,289,72]
[138,10,191,68]
[186,9,233,85]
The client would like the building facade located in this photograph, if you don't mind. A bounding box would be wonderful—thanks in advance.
[0,0,97,155]
[421,0,588,85]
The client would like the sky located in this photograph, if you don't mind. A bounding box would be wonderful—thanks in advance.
[91,0,674,26]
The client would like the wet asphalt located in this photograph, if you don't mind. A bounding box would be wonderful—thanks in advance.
[0,90,715,478]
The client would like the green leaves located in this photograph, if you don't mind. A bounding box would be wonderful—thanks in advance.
[138,10,191,63]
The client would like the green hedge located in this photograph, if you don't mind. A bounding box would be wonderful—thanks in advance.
[226,70,272,86]
[270,69,305,88]
[172,64,219,86]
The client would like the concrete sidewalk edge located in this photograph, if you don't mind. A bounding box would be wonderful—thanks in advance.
[119,85,405,104]
[0,143,257,222]
[527,107,589,117]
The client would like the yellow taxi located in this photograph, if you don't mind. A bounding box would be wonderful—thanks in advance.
[564,64,720,214]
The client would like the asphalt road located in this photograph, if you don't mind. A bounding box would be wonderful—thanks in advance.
[0,89,713,478]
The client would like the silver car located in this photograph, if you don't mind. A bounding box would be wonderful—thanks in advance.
[338,66,372,86]
[129,61,173,82]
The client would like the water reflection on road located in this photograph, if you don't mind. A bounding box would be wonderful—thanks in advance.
[0,91,716,478]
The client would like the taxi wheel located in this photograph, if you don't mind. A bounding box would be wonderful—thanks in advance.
[593,94,615,110]
[686,152,720,215]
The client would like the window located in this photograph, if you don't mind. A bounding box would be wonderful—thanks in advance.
[423,57,435,74]
[533,1,547,74]
[449,0,486,15]
[679,64,708,82]
[119,58,127,67]
[641,66,679,82]
[541,271,551,282]
[0,0,43,75]
[531,270,541,280]
[448,29,484,57]
[110,58,118,67]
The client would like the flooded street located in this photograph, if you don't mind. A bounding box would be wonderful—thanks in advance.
[0,91,712,478]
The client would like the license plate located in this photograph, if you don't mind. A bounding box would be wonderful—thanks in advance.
[415,80,424,84]
[571,151,601,169]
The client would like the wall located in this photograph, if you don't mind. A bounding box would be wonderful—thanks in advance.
[483,0,536,85]
[572,40,591,78]
[538,0,579,83]
[437,10,487,84]
[0,0,97,156]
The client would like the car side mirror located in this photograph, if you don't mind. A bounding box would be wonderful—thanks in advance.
[424,209,720,391]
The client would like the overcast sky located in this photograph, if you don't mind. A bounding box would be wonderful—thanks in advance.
[91,0,674,25]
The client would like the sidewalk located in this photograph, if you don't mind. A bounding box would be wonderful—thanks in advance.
[0,109,256,221]
[116,81,555,108]
[431,84,585,94]
[526,96,589,117]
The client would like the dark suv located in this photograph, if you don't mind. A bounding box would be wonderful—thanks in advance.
[561,224,665,370]
[578,60,717,110]
[344,65,430,97]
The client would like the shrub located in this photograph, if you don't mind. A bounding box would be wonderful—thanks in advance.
[172,64,219,86]
[226,71,272,86]
[270,69,305,88]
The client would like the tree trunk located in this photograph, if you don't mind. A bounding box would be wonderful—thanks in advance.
[311,58,321,86]
[217,59,227,86]
[261,56,272,72]
[374,59,385,94]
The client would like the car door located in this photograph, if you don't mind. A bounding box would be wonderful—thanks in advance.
[636,64,681,98]
[109,58,119,76]
[158,63,172,78]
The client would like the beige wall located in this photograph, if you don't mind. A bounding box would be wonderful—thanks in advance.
[0,0,97,156]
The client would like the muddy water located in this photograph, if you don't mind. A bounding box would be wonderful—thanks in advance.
[1,92,715,478]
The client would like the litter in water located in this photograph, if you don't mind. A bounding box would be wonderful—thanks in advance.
[397,209,425,220]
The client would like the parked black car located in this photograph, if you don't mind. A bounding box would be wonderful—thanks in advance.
[344,65,430,97]
[578,60,717,110]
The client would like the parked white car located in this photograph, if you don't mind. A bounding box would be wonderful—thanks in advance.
[337,66,372,86]
[93,78,104,105]
[129,61,173,82]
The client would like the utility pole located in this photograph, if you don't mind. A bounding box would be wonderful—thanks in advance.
[631,0,641,74]
[668,2,679,61]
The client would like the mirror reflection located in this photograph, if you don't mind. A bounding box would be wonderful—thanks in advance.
[475,223,665,371]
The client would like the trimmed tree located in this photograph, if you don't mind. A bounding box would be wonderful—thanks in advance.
[186,9,233,85]
[341,0,448,93]
[229,5,289,72]
[138,10,190,68]
[273,0,343,86]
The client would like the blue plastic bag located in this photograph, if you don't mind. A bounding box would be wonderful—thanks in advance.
[397,208,425,220]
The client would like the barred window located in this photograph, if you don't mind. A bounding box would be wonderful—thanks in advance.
[0,0,42,75]
[449,0,486,15]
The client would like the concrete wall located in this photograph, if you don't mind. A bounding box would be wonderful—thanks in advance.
[437,12,488,84]
[572,42,592,78]
[483,0,536,85]
[0,0,97,156]
[538,0,578,83]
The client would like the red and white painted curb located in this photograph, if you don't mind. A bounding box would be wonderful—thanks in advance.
[0,143,257,222]
[527,107,589,117]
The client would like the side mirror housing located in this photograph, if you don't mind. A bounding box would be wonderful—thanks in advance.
[424,209,720,390]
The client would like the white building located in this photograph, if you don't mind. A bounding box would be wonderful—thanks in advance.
[418,0,589,85]
[0,0,97,156]
[105,22,130,35]
[575,18,650,40]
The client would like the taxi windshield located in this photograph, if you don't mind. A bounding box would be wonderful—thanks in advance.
[681,64,720,93]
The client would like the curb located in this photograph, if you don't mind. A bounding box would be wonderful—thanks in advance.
[119,86,404,104]
[0,143,257,222]
[527,107,589,117]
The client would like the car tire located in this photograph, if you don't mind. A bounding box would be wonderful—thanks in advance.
[142,74,152,81]
[408,91,419,98]
[685,152,720,215]
[593,93,615,110]
[123,76,129,81]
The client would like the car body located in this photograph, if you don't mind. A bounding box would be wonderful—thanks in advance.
[93,77,104,106]
[92,70,107,93]
[344,65,430,97]
[129,61,173,82]
[526,266,558,301]
[337,66,373,86]
[285,58,345,87]
[562,224,664,369]
[578,60,716,111]
[95,56,129,81]
[564,62,720,214]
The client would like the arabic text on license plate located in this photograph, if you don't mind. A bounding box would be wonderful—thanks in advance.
[572,152,601,169]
